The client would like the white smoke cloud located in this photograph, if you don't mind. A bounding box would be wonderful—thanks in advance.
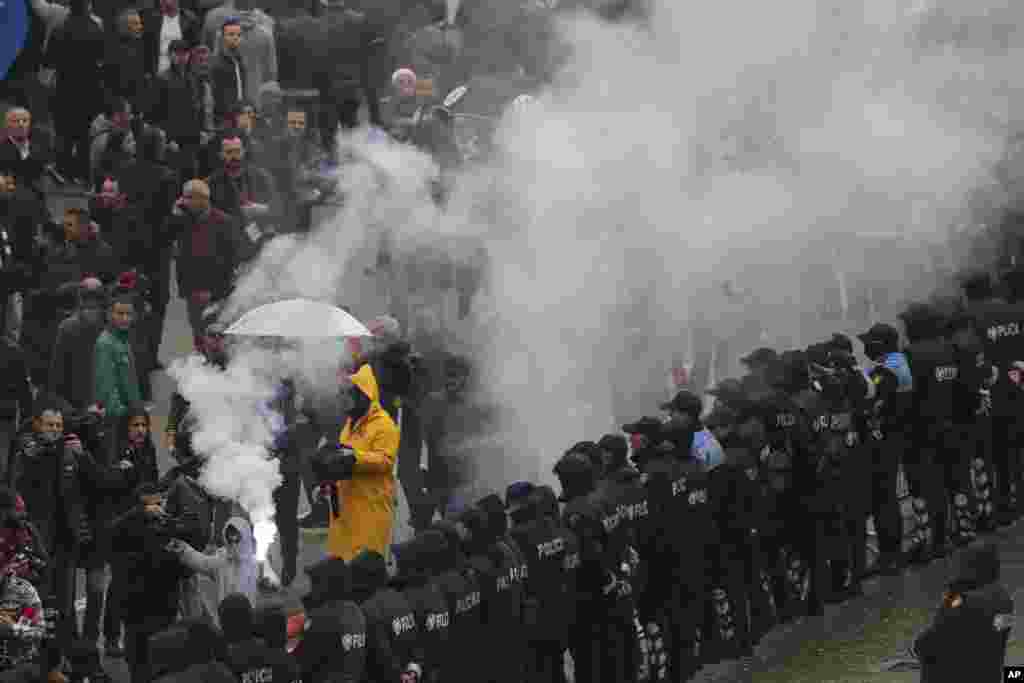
[173,0,1022,508]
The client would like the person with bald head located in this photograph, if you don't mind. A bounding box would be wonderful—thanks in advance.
[164,178,242,347]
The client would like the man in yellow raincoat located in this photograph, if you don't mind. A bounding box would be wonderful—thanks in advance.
[325,364,401,561]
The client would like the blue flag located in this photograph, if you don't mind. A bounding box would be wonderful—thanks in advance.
[0,0,29,80]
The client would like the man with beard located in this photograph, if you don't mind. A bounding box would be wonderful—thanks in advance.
[164,179,241,348]
[48,279,108,413]
[271,106,325,233]
[206,134,280,262]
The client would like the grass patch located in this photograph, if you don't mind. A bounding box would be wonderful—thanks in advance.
[753,606,933,683]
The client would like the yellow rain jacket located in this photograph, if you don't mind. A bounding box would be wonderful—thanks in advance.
[327,364,401,561]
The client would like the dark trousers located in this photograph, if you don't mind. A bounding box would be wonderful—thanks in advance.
[991,415,1023,516]
[48,544,78,654]
[525,642,566,683]
[273,451,300,580]
[81,563,107,643]
[125,613,176,683]
[906,424,948,550]
[54,105,93,181]
[103,564,124,644]
[568,602,603,683]
[0,416,18,484]
[869,433,904,560]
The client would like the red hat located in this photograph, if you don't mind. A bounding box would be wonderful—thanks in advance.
[118,270,138,290]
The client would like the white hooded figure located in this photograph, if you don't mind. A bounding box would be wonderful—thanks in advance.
[168,516,260,626]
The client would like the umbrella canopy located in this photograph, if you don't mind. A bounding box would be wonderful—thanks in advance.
[226,299,372,338]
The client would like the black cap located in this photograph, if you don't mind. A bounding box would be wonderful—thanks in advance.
[597,434,628,461]
[857,323,899,346]
[740,347,777,367]
[659,390,703,417]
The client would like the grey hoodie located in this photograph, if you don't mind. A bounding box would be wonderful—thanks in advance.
[176,516,260,626]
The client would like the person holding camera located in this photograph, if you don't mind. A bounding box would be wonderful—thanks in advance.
[6,397,131,658]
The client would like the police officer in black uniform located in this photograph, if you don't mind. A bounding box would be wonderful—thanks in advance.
[349,549,421,683]
[506,482,569,683]
[554,450,619,683]
[297,557,369,683]
[901,303,960,559]
[858,322,914,573]
[948,308,992,535]
[472,493,529,683]
[629,415,712,681]
[392,531,452,683]
[430,518,484,683]
[964,269,1024,525]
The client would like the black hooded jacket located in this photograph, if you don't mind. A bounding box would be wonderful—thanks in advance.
[914,542,1013,683]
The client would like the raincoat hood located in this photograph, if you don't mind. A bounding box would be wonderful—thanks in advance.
[350,363,381,405]
[950,541,1000,594]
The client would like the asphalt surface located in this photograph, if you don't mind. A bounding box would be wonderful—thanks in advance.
[41,181,1023,681]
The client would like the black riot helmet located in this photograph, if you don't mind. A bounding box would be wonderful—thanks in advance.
[553,451,596,503]
[899,303,945,343]
[857,323,899,362]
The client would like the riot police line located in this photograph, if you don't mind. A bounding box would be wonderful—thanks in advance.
[272,265,1024,683]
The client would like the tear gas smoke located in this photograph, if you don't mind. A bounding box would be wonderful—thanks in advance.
[176,0,1024,506]
[167,350,284,561]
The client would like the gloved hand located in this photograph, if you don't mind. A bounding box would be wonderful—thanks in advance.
[311,444,357,482]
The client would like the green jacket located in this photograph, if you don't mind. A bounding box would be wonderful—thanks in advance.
[93,327,141,418]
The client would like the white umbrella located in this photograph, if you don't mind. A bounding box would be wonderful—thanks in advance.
[226,299,372,338]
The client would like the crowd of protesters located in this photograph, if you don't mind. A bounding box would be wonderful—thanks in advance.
[1,0,1022,682]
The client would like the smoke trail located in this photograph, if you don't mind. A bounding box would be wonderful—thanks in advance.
[167,349,284,561]
[172,0,1024,509]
